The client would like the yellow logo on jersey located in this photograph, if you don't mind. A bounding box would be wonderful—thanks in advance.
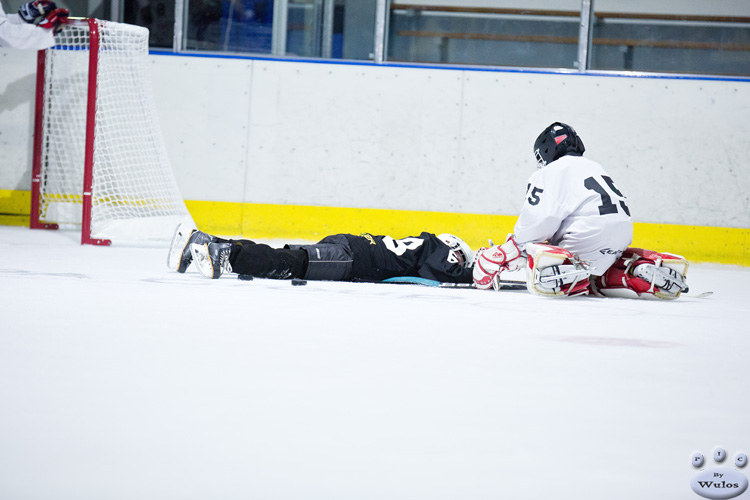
[360,233,376,245]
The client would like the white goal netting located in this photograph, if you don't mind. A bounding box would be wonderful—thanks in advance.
[35,19,194,242]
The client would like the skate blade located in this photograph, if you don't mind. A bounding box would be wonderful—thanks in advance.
[167,223,191,272]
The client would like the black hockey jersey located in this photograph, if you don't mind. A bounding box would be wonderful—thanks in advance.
[344,232,472,283]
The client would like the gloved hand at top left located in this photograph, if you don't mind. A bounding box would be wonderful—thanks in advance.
[18,0,58,23]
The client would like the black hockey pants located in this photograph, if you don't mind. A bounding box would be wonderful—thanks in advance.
[287,234,354,281]
[228,235,354,281]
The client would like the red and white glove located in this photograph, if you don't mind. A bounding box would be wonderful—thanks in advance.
[38,7,70,34]
[18,0,57,23]
[472,238,522,290]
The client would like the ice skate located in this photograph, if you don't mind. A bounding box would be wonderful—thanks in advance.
[632,262,689,296]
[167,223,215,273]
[593,249,689,300]
[191,242,232,279]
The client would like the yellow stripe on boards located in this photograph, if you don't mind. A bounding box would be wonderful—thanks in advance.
[186,200,516,248]
[184,200,245,236]
[632,223,749,267]
[0,190,30,226]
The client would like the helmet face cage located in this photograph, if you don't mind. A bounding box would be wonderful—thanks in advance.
[438,233,475,268]
[534,148,546,169]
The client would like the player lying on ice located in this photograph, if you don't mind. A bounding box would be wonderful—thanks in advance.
[473,122,690,300]
[167,226,475,284]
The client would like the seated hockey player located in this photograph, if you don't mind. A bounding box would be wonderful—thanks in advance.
[473,122,688,299]
[167,224,474,284]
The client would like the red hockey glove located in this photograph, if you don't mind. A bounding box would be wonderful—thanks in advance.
[38,7,70,35]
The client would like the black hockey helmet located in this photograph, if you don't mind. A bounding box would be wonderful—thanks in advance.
[533,122,585,169]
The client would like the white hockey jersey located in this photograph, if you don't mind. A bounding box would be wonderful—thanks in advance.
[514,155,633,275]
[0,3,54,50]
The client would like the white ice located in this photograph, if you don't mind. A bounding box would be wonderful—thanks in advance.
[1,225,748,500]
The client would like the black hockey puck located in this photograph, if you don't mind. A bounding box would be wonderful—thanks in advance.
[291,278,307,286]
[238,274,254,281]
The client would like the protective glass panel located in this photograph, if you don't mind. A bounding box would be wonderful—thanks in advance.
[185,0,274,52]
[286,0,346,58]
[589,8,750,76]
[122,0,175,48]
[387,2,582,69]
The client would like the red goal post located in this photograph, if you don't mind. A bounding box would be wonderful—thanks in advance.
[31,18,194,245]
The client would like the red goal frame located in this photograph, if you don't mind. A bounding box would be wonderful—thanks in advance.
[30,18,111,246]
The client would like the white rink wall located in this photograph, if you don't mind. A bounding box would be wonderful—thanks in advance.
[2,49,749,228]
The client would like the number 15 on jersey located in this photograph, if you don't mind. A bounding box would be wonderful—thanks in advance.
[526,175,630,217]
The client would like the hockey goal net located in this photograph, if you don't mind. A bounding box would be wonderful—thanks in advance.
[31,18,194,245]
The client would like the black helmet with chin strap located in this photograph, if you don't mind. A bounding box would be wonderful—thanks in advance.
[533,122,585,169]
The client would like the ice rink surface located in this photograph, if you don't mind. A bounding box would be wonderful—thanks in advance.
[1,225,748,500]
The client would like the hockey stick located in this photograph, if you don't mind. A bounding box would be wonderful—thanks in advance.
[382,276,527,290]
[382,276,474,288]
